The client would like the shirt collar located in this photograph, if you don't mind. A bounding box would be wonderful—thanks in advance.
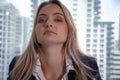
[33,54,75,80]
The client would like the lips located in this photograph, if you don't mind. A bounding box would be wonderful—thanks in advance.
[44,30,57,35]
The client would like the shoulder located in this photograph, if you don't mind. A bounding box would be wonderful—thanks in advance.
[85,57,98,70]
[7,56,20,80]
[84,57,99,73]
[83,57,102,80]
[9,56,20,73]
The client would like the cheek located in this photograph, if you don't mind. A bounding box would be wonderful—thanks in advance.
[35,25,43,35]
[60,26,68,38]
[35,26,43,41]
[64,26,68,35]
[35,26,39,36]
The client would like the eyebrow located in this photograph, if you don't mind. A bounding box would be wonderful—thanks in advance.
[53,12,64,16]
[38,12,64,16]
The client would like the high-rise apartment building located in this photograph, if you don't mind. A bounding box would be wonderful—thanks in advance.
[110,15,120,80]
[93,22,114,80]
[86,0,101,54]
[110,50,120,80]
[21,17,31,53]
[0,1,22,80]
[61,0,79,25]
[31,0,38,23]
[118,15,120,50]
[85,0,114,80]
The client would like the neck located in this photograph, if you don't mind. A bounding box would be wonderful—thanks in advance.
[39,44,66,79]
[40,44,64,62]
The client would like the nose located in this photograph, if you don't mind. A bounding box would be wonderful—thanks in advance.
[44,19,53,28]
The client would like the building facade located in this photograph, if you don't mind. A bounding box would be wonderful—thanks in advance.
[0,1,22,80]
[21,17,31,53]
[110,15,120,80]
[31,0,38,23]
[93,22,114,80]
[85,0,115,80]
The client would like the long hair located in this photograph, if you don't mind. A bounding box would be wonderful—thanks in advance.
[10,0,96,80]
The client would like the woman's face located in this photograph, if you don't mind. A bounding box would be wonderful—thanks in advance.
[35,4,68,46]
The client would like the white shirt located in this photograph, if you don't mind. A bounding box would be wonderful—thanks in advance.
[33,55,74,80]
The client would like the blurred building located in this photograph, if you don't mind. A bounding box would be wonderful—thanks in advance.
[0,0,31,80]
[118,15,120,50]
[0,0,22,80]
[31,0,38,23]
[93,22,114,80]
[110,15,120,80]
[85,0,114,80]
[30,0,38,40]
[21,17,31,53]
[110,49,120,80]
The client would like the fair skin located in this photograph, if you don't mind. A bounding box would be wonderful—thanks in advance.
[35,3,68,80]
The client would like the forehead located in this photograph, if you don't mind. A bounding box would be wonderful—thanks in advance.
[39,3,64,15]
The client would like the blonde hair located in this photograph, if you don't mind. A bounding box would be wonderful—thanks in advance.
[10,0,96,80]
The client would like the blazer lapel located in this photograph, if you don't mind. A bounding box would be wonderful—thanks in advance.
[68,70,76,80]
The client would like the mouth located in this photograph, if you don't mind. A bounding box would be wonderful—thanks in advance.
[44,30,57,35]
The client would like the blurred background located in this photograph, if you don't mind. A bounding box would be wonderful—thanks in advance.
[0,0,120,80]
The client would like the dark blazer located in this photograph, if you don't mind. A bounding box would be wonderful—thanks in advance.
[7,56,102,80]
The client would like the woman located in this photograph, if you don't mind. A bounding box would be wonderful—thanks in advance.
[8,0,101,80]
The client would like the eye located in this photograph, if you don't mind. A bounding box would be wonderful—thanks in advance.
[54,16,63,23]
[37,18,47,23]
[55,18,63,22]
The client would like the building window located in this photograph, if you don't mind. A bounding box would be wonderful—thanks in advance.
[87,29,91,32]
[94,24,97,28]
[100,64,103,67]
[86,39,90,42]
[86,49,90,52]
[87,19,91,22]
[93,49,97,52]
[87,9,91,12]
[100,39,104,43]
[73,8,77,11]
[100,44,104,47]
[0,15,2,18]
[0,10,2,12]
[93,29,97,32]
[73,3,78,6]
[100,59,103,62]
[86,34,91,37]
[0,21,2,24]
[73,13,77,16]
[100,54,104,57]
[86,44,90,47]
[93,34,97,37]
[87,4,92,7]
[93,39,97,42]
[100,49,104,53]
[87,14,91,17]
[93,44,97,47]
[100,34,104,38]
[100,29,104,32]
[87,24,91,27]
[88,0,92,2]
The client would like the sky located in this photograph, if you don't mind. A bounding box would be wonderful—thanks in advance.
[101,0,120,40]
[7,0,120,51]
[7,0,31,17]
